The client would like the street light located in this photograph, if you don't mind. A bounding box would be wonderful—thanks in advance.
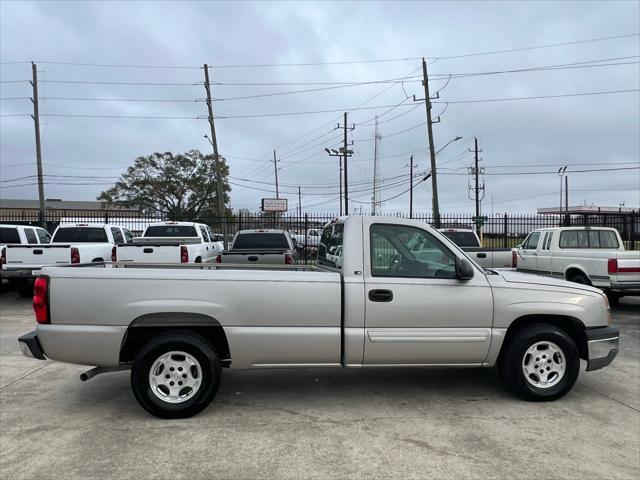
[204,134,213,146]
[434,136,462,157]
[325,147,344,216]
[558,165,568,221]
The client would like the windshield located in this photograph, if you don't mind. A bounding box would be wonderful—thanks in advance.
[232,233,289,249]
[144,225,198,237]
[440,231,480,248]
[53,227,108,243]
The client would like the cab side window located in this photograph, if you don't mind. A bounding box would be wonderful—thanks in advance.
[24,228,39,244]
[110,227,124,244]
[199,225,211,242]
[36,228,51,244]
[123,229,134,243]
[370,224,457,279]
[523,232,541,250]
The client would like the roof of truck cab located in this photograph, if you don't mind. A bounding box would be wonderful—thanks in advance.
[530,226,620,232]
[57,223,108,228]
[148,221,202,226]
[236,229,288,234]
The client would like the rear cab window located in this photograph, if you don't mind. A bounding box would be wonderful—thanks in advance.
[318,223,344,268]
[144,225,198,237]
[53,227,109,243]
[440,231,480,247]
[559,229,619,248]
[232,232,290,249]
[0,227,21,244]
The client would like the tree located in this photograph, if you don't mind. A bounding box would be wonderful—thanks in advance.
[98,150,231,220]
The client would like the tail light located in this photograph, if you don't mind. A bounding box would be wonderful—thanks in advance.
[215,254,221,263]
[111,246,117,262]
[1,247,5,268]
[512,250,518,268]
[33,277,49,324]
[607,259,618,274]
[70,247,80,264]
[180,245,189,263]
[285,253,293,265]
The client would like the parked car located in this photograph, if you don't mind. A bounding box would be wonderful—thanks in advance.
[514,226,640,305]
[217,229,296,265]
[1,225,51,289]
[115,221,222,264]
[291,228,322,251]
[438,228,514,269]
[3,223,132,296]
[19,215,618,418]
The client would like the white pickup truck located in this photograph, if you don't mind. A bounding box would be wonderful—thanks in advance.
[3,223,132,295]
[115,221,222,264]
[438,228,514,269]
[291,228,322,250]
[1,225,52,290]
[217,229,297,265]
[18,216,618,419]
[515,226,640,305]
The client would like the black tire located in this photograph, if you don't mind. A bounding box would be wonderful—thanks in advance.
[498,323,580,402]
[14,279,34,298]
[131,331,221,419]
[569,273,589,285]
[606,292,620,307]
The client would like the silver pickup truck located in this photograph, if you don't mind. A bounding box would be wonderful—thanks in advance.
[19,216,619,418]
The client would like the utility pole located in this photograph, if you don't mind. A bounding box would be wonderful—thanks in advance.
[272,149,280,198]
[468,137,485,233]
[30,62,46,228]
[474,137,480,221]
[372,116,382,215]
[203,64,229,248]
[338,112,355,215]
[324,148,343,216]
[415,58,440,227]
[406,155,416,219]
[298,186,302,217]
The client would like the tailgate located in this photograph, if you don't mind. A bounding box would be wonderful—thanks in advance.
[4,245,73,269]
[611,252,640,284]
[116,244,181,263]
[221,251,286,264]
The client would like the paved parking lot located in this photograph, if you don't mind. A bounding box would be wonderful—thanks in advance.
[0,289,638,480]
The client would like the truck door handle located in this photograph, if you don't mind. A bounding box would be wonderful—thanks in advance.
[33,249,43,255]
[476,253,487,258]
[368,289,393,302]
[248,256,258,262]
[143,248,153,253]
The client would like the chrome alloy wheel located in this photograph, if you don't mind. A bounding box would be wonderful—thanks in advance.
[148,351,202,403]
[522,341,566,389]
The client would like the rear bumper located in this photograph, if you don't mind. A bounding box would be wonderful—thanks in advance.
[585,325,619,372]
[609,283,640,295]
[2,268,37,279]
[18,330,47,360]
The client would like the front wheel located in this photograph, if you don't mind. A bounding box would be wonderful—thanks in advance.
[498,323,580,401]
[131,331,221,418]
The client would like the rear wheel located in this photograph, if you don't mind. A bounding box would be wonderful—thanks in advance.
[131,331,221,418]
[569,273,589,285]
[606,292,620,307]
[498,323,580,401]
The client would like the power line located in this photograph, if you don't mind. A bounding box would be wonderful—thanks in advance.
[432,89,640,105]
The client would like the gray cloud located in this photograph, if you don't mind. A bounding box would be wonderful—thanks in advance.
[1,0,638,214]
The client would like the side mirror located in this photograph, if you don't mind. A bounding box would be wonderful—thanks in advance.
[455,257,475,280]
[515,243,522,249]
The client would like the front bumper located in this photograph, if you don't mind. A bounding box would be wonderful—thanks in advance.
[18,330,47,360]
[585,325,619,371]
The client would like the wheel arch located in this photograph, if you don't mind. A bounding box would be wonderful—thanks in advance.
[499,314,588,362]
[120,312,231,366]
[565,265,590,284]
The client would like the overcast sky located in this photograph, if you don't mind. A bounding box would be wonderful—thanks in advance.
[1,0,639,214]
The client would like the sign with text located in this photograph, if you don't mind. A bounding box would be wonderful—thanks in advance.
[261,198,288,212]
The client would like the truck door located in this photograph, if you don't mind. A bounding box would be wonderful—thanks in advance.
[362,222,493,365]
[536,232,553,275]
[517,231,542,273]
